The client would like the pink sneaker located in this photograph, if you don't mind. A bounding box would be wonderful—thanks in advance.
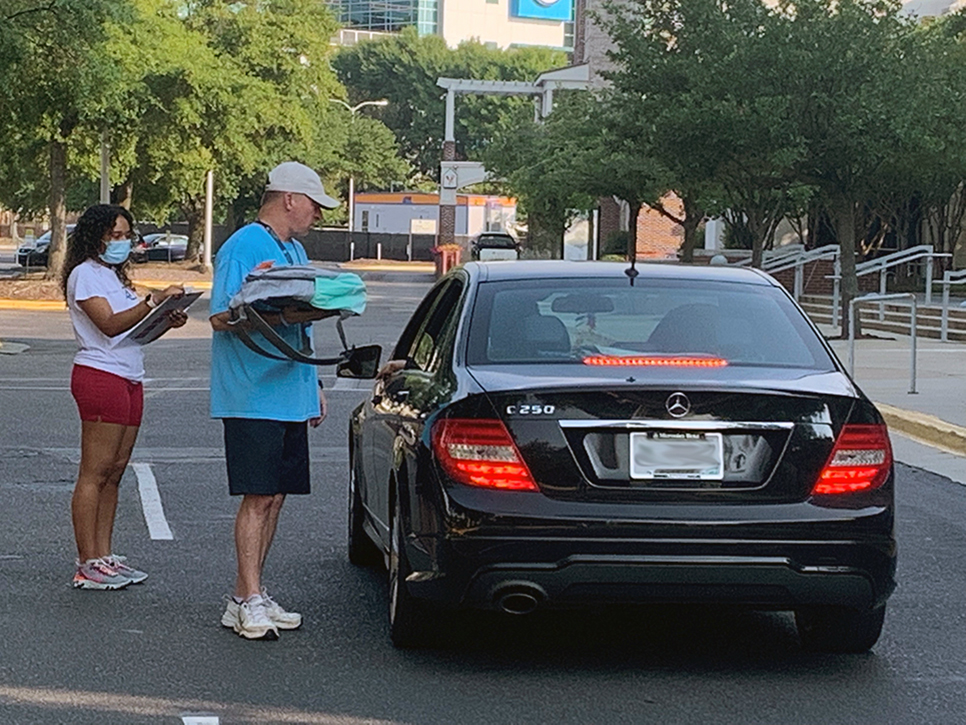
[103,554,148,584]
[72,559,131,590]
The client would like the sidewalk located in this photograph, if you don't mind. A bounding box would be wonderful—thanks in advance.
[823,328,966,483]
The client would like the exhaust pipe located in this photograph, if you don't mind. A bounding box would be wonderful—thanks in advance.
[495,584,544,615]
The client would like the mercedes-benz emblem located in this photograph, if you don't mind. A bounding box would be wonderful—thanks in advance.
[665,392,691,418]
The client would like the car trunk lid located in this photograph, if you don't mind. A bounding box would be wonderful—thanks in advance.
[469,367,855,503]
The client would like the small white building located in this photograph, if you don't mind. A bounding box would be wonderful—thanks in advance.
[353,192,516,236]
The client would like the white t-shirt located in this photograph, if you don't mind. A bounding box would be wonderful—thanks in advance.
[66,259,145,382]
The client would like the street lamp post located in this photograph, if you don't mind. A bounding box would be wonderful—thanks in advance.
[330,98,388,233]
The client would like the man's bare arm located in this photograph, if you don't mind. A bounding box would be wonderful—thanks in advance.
[209,306,336,332]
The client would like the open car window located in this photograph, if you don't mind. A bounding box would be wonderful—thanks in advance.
[466,278,835,371]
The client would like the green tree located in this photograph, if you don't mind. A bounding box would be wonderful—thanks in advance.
[484,91,667,259]
[0,0,133,279]
[333,28,566,180]
[602,0,805,266]
[769,0,951,334]
[115,0,348,260]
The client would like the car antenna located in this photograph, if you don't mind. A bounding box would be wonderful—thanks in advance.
[624,241,639,286]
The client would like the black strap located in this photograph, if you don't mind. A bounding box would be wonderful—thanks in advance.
[255,220,295,265]
[229,305,346,367]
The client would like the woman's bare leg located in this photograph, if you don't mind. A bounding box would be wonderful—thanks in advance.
[72,420,127,563]
[94,424,140,558]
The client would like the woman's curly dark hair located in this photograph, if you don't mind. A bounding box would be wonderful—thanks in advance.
[61,205,136,300]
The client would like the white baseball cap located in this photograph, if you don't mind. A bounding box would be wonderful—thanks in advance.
[266,161,340,209]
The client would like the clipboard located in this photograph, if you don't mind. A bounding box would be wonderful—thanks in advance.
[119,290,202,345]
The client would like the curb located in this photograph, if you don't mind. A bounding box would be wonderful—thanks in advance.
[875,401,966,456]
[338,262,436,284]
[0,300,65,311]
[135,280,212,290]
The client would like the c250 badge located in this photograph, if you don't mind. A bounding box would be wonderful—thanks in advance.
[506,404,556,416]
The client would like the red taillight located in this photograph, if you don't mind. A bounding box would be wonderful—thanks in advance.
[813,424,892,495]
[431,418,538,491]
[583,356,728,368]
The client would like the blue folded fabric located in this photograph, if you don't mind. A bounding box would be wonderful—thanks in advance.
[311,273,367,315]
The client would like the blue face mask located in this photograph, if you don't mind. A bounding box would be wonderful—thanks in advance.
[99,239,131,265]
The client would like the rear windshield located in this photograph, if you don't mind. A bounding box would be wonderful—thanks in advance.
[466,277,835,370]
[476,235,516,249]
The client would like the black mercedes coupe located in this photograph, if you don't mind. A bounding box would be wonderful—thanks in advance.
[347,261,896,650]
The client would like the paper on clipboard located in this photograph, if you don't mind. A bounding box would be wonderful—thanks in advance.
[119,290,202,345]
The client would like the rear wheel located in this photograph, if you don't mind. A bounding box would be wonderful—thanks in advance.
[388,495,436,648]
[347,453,381,566]
[796,605,886,653]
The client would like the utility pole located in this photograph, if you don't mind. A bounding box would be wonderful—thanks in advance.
[203,170,214,271]
[99,131,110,204]
[330,98,389,234]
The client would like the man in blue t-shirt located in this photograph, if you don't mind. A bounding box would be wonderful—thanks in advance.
[209,161,339,640]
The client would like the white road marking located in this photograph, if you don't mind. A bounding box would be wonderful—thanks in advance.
[131,463,173,540]
[329,378,375,391]
[182,717,219,725]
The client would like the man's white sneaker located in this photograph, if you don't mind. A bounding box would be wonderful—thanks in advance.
[260,588,302,630]
[230,595,279,640]
[222,592,302,630]
[221,597,240,628]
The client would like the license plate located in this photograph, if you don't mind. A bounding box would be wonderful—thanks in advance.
[630,431,724,480]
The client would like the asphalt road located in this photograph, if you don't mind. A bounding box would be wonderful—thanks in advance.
[0,278,964,725]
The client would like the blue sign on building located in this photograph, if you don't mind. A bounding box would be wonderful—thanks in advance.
[511,0,573,21]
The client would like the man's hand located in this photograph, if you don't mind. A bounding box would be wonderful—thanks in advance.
[209,305,335,332]
[377,359,407,380]
[280,305,340,325]
[309,388,327,428]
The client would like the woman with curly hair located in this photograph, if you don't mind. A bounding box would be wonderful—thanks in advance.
[62,204,186,590]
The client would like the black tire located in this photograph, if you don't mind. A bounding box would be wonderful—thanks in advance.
[796,605,886,653]
[347,453,382,567]
[388,494,437,648]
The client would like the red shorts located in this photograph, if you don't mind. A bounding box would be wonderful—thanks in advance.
[71,365,144,427]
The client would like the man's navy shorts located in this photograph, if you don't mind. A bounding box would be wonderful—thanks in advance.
[222,418,310,496]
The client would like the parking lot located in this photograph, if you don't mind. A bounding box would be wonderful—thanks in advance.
[0,276,964,725]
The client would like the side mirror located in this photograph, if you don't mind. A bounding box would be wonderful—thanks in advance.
[337,344,382,379]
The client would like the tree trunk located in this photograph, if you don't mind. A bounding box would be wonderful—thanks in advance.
[678,196,704,264]
[831,194,859,338]
[626,201,642,262]
[183,200,205,262]
[45,139,68,281]
[527,211,565,258]
[226,197,245,235]
[112,179,134,209]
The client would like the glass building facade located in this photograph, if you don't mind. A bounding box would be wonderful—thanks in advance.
[328,0,439,35]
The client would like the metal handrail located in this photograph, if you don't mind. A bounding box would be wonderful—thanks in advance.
[765,246,840,302]
[828,245,949,327]
[764,245,837,274]
[857,245,951,307]
[848,293,918,394]
[854,244,944,274]
[733,244,804,267]
[939,269,966,341]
